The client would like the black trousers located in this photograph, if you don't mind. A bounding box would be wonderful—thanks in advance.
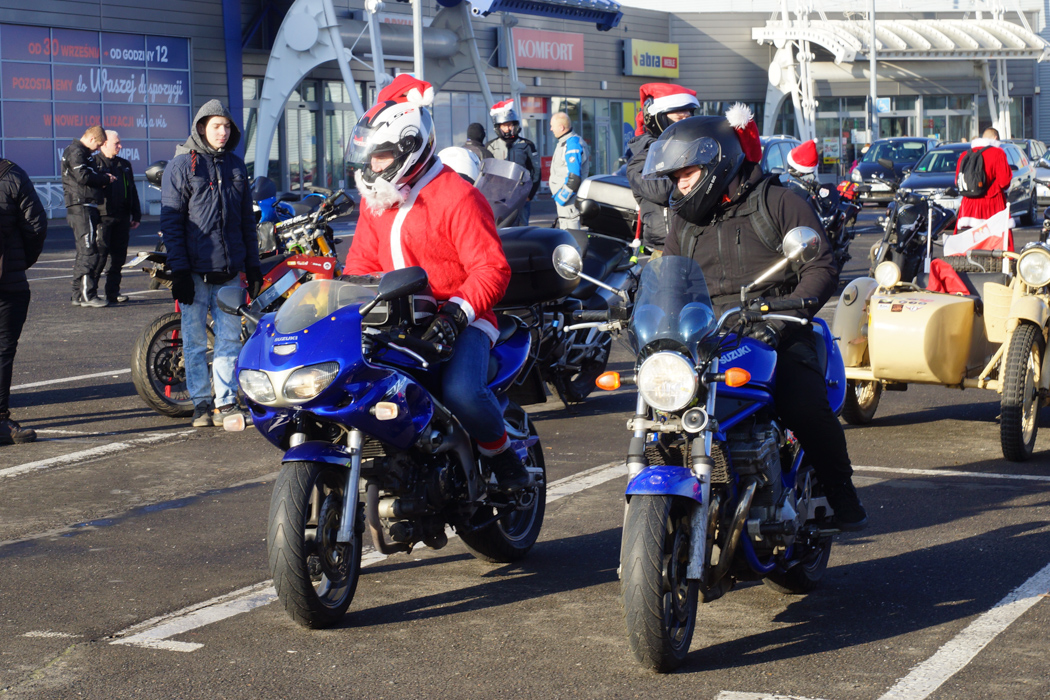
[68,205,103,301]
[99,215,131,301]
[0,289,31,414]
[772,327,854,488]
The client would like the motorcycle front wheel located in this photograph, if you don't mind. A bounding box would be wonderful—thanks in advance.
[130,311,214,417]
[841,379,882,425]
[620,495,698,672]
[268,461,362,628]
[1001,322,1045,462]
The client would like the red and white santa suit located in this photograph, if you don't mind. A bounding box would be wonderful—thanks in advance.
[344,159,511,345]
[955,138,1012,232]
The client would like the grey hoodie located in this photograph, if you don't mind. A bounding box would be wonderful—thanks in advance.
[175,99,242,157]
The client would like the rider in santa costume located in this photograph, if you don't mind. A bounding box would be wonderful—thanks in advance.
[953,128,1014,250]
[343,74,528,492]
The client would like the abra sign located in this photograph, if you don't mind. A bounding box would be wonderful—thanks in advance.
[499,28,585,72]
[623,39,680,78]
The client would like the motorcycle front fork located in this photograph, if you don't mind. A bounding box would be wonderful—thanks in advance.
[336,429,364,543]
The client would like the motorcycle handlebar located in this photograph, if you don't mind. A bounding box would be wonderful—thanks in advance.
[750,297,819,313]
[306,185,334,197]
[381,329,453,360]
[965,249,1007,260]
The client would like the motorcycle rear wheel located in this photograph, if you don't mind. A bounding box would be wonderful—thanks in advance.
[620,495,698,672]
[1001,322,1045,462]
[841,379,882,425]
[131,311,214,417]
[763,465,833,594]
[268,461,362,628]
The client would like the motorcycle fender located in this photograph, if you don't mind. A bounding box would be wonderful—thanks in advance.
[1007,297,1050,332]
[282,440,352,467]
[832,277,878,367]
[625,465,703,503]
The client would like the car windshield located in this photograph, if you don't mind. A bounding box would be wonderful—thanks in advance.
[273,279,376,334]
[628,255,717,354]
[913,149,963,173]
[863,141,928,164]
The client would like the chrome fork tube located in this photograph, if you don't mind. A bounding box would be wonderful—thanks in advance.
[626,393,648,479]
[336,429,363,543]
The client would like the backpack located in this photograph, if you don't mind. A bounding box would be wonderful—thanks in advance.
[956,147,991,198]
[0,159,16,274]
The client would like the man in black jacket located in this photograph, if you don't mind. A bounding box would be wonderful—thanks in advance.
[0,157,47,444]
[62,125,115,308]
[463,123,494,162]
[646,107,868,531]
[95,130,142,304]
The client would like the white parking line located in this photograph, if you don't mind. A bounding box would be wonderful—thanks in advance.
[27,274,73,281]
[0,430,194,479]
[110,460,628,652]
[853,464,1050,484]
[716,693,827,700]
[12,369,130,391]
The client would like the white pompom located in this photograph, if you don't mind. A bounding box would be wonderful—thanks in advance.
[405,86,434,108]
[725,102,754,130]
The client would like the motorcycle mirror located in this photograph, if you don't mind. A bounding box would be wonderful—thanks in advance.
[216,286,247,316]
[877,157,895,171]
[782,226,822,264]
[144,160,167,189]
[376,267,429,301]
[944,185,960,197]
[553,244,583,281]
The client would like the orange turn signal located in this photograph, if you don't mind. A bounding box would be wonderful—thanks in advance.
[724,367,751,387]
[596,371,621,391]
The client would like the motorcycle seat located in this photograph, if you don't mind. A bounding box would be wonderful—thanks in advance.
[571,236,628,300]
[259,253,292,276]
[283,199,322,217]
[495,314,519,345]
[916,269,1009,305]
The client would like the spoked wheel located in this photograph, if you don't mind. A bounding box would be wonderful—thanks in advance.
[1001,323,1045,461]
[130,311,214,417]
[460,424,547,563]
[268,461,362,628]
[620,495,698,672]
[556,331,612,403]
[763,464,833,594]
[841,379,882,425]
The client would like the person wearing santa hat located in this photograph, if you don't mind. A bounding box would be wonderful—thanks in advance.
[644,104,868,531]
[625,83,699,253]
[786,138,844,222]
[487,99,540,225]
[343,75,529,494]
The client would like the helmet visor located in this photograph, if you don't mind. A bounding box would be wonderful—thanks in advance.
[642,136,721,180]
[345,122,382,171]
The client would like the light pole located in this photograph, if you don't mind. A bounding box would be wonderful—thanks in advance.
[869,0,879,141]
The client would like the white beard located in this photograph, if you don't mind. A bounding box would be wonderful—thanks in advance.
[355,170,409,214]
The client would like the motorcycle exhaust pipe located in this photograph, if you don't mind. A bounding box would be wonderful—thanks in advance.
[709,480,757,585]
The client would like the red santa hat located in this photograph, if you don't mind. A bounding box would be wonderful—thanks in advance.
[787,139,819,174]
[725,102,762,164]
[636,83,699,136]
[490,98,517,121]
[376,74,434,107]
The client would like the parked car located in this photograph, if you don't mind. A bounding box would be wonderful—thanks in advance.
[1007,139,1050,206]
[896,142,1036,225]
[759,135,801,175]
[850,137,940,205]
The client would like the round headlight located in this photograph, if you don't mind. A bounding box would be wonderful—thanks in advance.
[637,352,698,413]
[851,169,862,183]
[283,362,339,402]
[874,261,902,289]
[239,369,276,404]
[1018,246,1050,287]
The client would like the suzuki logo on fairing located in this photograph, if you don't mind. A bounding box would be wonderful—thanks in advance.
[720,345,752,363]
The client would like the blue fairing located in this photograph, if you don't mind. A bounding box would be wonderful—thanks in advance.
[718,336,777,390]
[813,318,846,414]
[626,465,703,503]
[282,440,354,465]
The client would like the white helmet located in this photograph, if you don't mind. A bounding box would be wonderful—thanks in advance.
[346,98,435,195]
[438,147,481,184]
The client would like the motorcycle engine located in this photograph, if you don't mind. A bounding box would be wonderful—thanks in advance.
[727,421,797,547]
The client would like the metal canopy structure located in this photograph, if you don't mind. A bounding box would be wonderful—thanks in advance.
[253,0,622,179]
[753,10,1050,141]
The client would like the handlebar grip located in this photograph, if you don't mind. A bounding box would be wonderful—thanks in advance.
[388,330,451,360]
[571,310,611,322]
[306,185,333,196]
[964,249,1006,260]
[752,297,819,313]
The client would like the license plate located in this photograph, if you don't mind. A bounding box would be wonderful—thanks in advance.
[868,182,891,192]
[934,197,961,210]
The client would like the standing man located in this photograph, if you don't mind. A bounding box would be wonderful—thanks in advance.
[626,84,699,254]
[487,100,540,225]
[62,125,115,308]
[548,112,589,229]
[954,127,1013,248]
[161,100,262,429]
[0,156,47,444]
[463,122,494,162]
[95,130,142,304]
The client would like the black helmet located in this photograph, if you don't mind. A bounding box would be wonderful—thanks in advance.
[642,116,746,224]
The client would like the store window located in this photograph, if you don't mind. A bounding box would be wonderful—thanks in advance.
[323,80,360,189]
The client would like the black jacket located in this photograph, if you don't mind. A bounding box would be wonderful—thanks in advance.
[61,140,109,207]
[665,163,838,321]
[626,132,675,250]
[463,138,494,161]
[95,153,142,221]
[0,160,47,292]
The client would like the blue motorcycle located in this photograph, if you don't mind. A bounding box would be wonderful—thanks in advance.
[555,228,848,672]
[217,268,547,628]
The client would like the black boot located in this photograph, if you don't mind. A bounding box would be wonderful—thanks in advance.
[823,480,868,531]
[0,413,36,444]
[484,449,530,493]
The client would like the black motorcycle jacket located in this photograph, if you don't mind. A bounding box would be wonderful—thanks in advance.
[626,132,674,250]
[61,140,109,207]
[94,152,142,221]
[665,162,838,321]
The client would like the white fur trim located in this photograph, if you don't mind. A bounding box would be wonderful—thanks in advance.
[971,137,1000,149]
[472,317,499,346]
[725,102,754,130]
[389,160,446,270]
[449,296,476,323]
[787,151,815,173]
[405,86,434,107]
[646,93,699,116]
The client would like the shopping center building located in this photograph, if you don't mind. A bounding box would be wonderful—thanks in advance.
[1,0,1048,211]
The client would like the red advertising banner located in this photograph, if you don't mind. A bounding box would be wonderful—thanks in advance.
[519,96,548,115]
[511,28,584,72]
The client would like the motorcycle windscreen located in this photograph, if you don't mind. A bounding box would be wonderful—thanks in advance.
[628,255,717,355]
[273,279,376,334]
[476,159,531,223]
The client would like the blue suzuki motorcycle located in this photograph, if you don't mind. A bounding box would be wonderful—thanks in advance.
[556,228,848,672]
[217,268,546,629]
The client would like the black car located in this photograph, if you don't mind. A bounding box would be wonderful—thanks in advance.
[896,142,1037,225]
[759,135,802,175]
[851,137,940,204]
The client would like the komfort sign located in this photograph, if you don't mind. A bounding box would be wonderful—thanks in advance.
[508,27,584,72]
[623,38,680,78]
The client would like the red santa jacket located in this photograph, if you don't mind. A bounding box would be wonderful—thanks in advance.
[344,160,511,344]
[955,139,1012,231]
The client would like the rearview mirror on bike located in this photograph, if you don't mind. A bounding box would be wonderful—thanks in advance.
[740,226,821,304]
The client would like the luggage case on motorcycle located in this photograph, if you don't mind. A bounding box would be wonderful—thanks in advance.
[577,175,638,243]
[498,226,580,307]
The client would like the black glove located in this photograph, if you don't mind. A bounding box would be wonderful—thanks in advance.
[171,271,195,306]
[422,301,469,345]
[245,267,264,300]
[748,321,781,349]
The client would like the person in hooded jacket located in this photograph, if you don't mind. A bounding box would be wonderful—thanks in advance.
[463,123,494,162]
[161,100,262,429]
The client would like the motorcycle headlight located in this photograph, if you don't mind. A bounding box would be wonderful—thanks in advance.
[851,169,862,183]
[282,362,339,402]
[637,352,698,413]
[874,261,902,288]
[1018,246,1050,287]
[239,369,276,404]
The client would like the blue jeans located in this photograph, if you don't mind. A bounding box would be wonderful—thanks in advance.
[439,326,504,444]
[181,275,243,408]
